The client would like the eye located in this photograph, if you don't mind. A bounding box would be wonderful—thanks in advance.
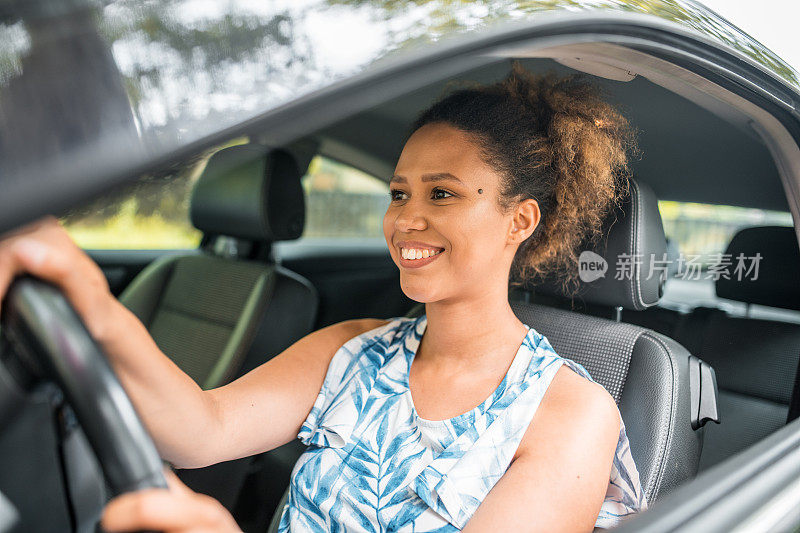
[431,187,454,200]
[390,189,408,201]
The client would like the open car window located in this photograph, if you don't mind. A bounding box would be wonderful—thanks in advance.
[60,151,390,249]
[3,1,800,531]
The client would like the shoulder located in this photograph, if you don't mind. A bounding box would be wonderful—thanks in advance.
[516,363,620,461]
[322,318,394,344]
[309,317,394,349]
[303,317,408,369]
[473,364,624,532]
[545,364,619,424]
[269,318,393,376]
[294,318,407,447]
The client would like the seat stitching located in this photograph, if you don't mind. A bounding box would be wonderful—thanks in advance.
[632,180,646,310]
[628,180,637,309]
[636,332,679,502]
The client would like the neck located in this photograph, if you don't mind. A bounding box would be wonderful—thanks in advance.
[420,283,527,366]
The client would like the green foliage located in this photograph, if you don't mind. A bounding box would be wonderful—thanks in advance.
[65,208,202,250]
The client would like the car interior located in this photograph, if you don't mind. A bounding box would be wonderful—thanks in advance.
[3,43,800,532]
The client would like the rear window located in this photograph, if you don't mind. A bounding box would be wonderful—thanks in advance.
[657,200,797,317]
[658,200,793,270]
[61,168,203,250]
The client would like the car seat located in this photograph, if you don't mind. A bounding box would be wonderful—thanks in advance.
[119,143,318,509]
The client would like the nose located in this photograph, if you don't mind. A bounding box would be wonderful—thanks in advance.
[393,201,428,233]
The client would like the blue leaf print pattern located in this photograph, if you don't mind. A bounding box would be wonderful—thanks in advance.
[278,315,648,532]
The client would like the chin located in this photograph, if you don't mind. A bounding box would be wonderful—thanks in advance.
[399,276,441,303]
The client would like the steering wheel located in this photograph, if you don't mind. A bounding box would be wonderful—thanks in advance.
[0,277,167,531]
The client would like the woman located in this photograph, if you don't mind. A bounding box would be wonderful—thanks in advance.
[0,62,646,532]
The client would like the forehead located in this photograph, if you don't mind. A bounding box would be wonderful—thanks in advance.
[394,123,497,184]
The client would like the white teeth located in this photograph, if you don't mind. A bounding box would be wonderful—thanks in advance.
[400,247,443,260]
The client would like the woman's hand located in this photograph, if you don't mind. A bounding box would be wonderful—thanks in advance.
[101,468,242,533]
[0,216,224,468]
[0,216,121,344]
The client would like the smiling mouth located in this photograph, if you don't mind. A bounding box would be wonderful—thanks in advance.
[400,246,444,260]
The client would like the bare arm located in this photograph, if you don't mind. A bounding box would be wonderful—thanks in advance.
[0,217,386,468]
[104,301,384,468]
[462,365,621,532]
[201,317,388,465]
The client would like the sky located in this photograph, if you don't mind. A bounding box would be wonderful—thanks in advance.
[698,0,800,72]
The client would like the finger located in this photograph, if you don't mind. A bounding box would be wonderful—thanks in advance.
[0,238,43,315]
[0,222,67,292]
[163,468,195,496]
[0,220,42,310]
[0,215,55,241]
[0,222,110,325]
[0,253,17,316]
[101,490,208,532]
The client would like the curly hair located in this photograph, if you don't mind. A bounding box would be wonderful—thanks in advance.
[407,61,637,296]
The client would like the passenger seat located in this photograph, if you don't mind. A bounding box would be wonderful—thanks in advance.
[118,143,318,508]
[520,179,714,502]
[676,226,800,471]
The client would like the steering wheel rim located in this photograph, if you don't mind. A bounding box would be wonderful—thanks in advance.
[0,276,167,496]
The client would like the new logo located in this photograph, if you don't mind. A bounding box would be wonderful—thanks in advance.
[578,251,607,282]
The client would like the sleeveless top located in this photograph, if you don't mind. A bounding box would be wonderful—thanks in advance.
[277,315,647,532]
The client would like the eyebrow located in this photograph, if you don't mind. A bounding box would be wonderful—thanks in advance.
[390,173,464,184]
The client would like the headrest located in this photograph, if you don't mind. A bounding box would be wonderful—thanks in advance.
[531,179,667,311]
[715,226,800,310]
[190,144,305,242]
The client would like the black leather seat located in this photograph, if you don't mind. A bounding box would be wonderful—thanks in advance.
[119,143,318,510]
[265,179,715,531]
[674,226,800,471]
[516,179,711,505]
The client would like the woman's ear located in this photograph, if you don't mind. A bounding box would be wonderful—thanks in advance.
[508,199,540,244]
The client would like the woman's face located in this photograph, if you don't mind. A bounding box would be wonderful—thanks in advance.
[383,122,535,303]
